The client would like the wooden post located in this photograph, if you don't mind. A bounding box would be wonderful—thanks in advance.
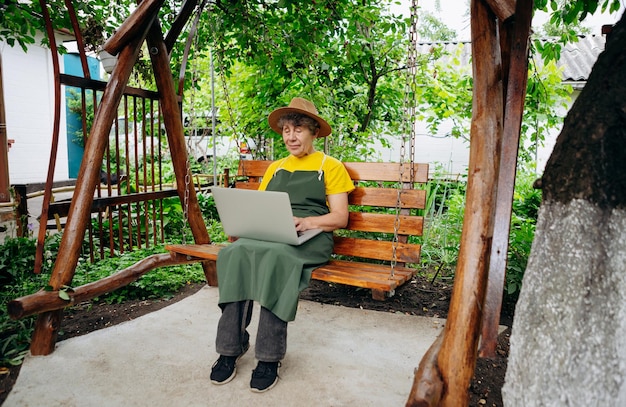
[32,0,63,275]
[145,21,214,284]
[480,0,533,357]
[436,0,503,404]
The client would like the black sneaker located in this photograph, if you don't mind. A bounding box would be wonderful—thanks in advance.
[210,344,249,385]
[250,361,280,393]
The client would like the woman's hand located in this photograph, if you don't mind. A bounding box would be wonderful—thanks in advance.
[294,216,316,232]
[293,192,349,232]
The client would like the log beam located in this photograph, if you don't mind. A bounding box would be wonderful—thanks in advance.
[145,20,213,282]
[103,0,164,56]
[485,0,515,22]
[480,0,533,357]
[9,253,202,320]
[405,333,444,407]
[437,0,503,404]
[164,0,199,53]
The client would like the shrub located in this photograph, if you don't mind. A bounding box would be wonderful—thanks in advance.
[505,170,541,298]
[419,168,540,302]
[0,237,37,288]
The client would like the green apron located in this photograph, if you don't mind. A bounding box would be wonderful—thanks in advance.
[216,168,333,322]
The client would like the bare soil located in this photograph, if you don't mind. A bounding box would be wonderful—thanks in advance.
[0,276,513,406]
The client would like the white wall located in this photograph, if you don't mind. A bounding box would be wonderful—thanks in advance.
[374,99,570,179]
[375,132,470,177]
[1,34,69,184]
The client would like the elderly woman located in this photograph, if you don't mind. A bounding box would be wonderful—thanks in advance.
[210,97,355,392]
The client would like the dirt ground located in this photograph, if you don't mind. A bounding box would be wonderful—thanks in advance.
[0,275,513,406]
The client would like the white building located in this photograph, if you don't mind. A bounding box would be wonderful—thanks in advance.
[1,32,73,185]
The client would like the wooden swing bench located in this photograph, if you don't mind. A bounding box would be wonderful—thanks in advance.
[167,160,428,300]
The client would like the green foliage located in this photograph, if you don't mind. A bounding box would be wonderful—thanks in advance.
[0,1,133,53]
[0,237,37,288]
[0,237,57,366]
[521,60,572,164]
[419,176,467,279]
[420,167,541,297]
[417,11,458,42]
[197,0,410,162]
[0,315,35,366]
[534,0,621,64]
[66,88,99,147]
[414,44,473,141]
[505,171,542,297]
[0,2,40,52]
[197,193,219,222]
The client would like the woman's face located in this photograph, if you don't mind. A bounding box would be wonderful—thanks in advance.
[282,122,318,158]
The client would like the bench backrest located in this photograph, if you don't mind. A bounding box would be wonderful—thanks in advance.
[235,160,428,266]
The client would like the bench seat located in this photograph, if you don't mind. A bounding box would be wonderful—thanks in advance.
[166,243,416,300]
[167,160,428,300]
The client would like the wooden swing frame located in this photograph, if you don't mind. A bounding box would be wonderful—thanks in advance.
[8,0,532,405]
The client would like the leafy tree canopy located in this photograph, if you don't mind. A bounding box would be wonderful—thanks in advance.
[0,0,622,163]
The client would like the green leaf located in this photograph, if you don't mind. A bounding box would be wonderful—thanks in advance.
[58,290,70,301]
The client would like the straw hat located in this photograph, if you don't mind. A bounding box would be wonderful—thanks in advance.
[268,97,332,137]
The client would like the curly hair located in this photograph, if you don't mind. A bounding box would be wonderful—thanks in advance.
[276,113,320,135]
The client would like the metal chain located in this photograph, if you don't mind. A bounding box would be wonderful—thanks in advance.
[408,0,417,181]
[391,0,419,279]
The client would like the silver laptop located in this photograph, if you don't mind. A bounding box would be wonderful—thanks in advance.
[211,187,323,245]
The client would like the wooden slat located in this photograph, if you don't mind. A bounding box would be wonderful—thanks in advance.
[350,187,426,209]
[333,236,422,263]
[322,259,414,281]
[344,162,429,183]
[49,189,178,218]
[237,160,271,177]
[313,260,415,290]
[166,240,423,266]
[59,74,160,99]
[346,212,423,235]
[236,160,429,184]
[311,269,397,291]
[234,181,261,190]
[165,244,416,293]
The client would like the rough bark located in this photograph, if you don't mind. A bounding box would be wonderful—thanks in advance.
[503,13,626,406]
[541,16,626,209]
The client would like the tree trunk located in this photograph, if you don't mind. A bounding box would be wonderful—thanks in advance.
[503,14,626,406]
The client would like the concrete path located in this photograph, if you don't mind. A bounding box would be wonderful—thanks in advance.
[5,286,445,407]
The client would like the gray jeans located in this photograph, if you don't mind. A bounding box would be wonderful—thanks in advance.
[215,300,288,362]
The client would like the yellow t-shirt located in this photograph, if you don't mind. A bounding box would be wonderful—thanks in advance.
[258,151,355,195]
